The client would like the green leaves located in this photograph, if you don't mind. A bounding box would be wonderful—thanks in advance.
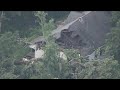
[1,11,120,79]
[34,11,47,28]
[0,31,30,79]
[0,72,19,79]
[75,58,120,79]
[64,49,80,61]
[104,11,120,62]
[34,11,55,39]
[111,11,120,26]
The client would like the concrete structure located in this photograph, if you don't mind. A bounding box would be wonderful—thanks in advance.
[22,36,67,63]
[21,11,111,63]
[22,36,46,62]
[51,11,111,56]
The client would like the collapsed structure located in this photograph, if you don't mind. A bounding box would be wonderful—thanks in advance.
[52,11,111,56]
[19,36,46,64]
[16,11,111,65]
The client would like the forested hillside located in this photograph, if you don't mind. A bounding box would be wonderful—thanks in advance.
[0,11,120,79]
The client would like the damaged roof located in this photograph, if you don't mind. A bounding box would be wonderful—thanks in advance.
[28,11,111,56]
[51,11,111,47]
[51,11,111,56]
[30,36,46,44]
[51,11,92,39]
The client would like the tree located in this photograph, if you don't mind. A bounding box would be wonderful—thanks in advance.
[82,58,120,79]
[0,11,4,32]
[0,32,30,79]
[17,11,57,79]
[46,11,70,21]
[34,11,55,39]
[105,11,120,62]
[105,27,120,61]
[111,11,120,26]
[0,11,23,33]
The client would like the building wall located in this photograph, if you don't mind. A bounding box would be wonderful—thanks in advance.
[35,49,44,59]
[29,43,68,60]
[29,44,44,59]
[29,44,36,50]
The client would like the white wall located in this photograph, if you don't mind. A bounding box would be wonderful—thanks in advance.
[29,44,45,59]
[35,49,44,59]
[35,50,68,60]
[59,51,67,61]
[29,44,68,60]
[29,44,36,50]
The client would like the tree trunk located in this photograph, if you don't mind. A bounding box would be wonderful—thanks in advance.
[0,11,4,32]
[0,21,1,32]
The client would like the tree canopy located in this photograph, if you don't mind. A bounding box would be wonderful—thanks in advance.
[0,11,120,79]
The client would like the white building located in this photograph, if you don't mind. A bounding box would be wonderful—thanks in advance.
[22,36,46,62]
[22,36,68,63]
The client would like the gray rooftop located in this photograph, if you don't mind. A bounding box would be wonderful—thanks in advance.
[30,36,46,44]
[64,11,83,24]
[28,11,111,56]
[51,11,111,56]
[51,11,92,39]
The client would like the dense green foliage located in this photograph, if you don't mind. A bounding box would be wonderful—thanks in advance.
[0,11,120,79]
[105,11,120,62]
[0,32,30,78]
[0,11,69,37]
[46,11,70,21]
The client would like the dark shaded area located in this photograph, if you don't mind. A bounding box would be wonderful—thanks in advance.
[53,11,111,56]
[1,11,70,38]
[46,11,70,21]
[55,30,84,49]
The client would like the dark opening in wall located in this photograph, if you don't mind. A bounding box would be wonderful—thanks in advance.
[32,48,35,52]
